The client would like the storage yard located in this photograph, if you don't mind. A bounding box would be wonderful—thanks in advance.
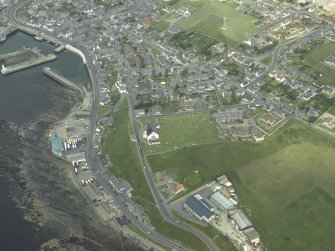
[171,174,262,251]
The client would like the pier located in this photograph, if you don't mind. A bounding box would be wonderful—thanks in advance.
[0,48,56,75]
[43,67,83,95]
[54,44,65,53]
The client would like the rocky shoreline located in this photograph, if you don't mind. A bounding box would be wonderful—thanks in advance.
[0,111,143,251]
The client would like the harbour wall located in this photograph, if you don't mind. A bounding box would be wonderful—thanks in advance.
[43,67,83,95]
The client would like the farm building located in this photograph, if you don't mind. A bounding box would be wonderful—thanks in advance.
[184,194,215,222]
[228,209,253,231]
[211,192,237,211]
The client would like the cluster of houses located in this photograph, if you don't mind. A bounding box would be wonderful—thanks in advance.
[268,70,286,83]
[156,171,185,200]
[184,175,261,247]
[109,175,151,224]
[228,50,255,68]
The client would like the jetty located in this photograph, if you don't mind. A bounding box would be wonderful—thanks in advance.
[43,67,83,95]
[0,48,56,75]
[54,44,65,53]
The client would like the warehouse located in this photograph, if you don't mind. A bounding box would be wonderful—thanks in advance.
[228,209,253,231]
[243,227,260,246]
[211,192,237,211]
[184,194,215,222]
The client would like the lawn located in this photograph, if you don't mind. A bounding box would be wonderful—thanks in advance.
[169,0,207,13]
[147,120,335,251]
[302,42,335,87]
[328,105,335,116]
[177,1,257,47]
[101,103,212,251]
[140,112,220,155]
[260,53,273,65]
[152,20,170,31]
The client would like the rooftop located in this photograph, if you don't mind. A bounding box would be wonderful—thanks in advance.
[211,192,236,210]
[184,196,213,220]
[229,209,253,230]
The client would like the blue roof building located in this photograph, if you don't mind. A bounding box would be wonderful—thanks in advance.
[184,194,215,222]
[51,137,64,156]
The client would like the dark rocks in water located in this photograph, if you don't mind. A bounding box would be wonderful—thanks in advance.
[0,118,145,251]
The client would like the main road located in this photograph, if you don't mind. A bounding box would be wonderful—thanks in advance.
[127,96,220,251]
[5,1,195,250]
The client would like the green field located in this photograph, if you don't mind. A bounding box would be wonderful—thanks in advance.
[302,42,335,87]
[101,103,213,251]
[152,20,170,31]
[328,105,335,116]
[140,112,219,155]
[147,120,335,251]
[169,0,207,12]
[177,1,257,47]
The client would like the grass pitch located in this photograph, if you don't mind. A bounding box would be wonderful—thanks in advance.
[140,112,220,155]
[177,1,257,47]
[147,120,335,251]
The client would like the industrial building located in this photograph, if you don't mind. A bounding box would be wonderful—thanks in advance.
[211,192,237,211]
[228,209,253,231]
[243,227,260,246]
[184,194,215,222]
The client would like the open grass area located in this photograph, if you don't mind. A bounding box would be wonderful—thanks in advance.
[260,53,273,65]
[152,20,170,31]
[101,103,211,251]
[147,120,335,251]
[177,1,257,47]
[302,42,335,87]
[328,105,335,116]
[169,0,207,13]
[140,112,219,155]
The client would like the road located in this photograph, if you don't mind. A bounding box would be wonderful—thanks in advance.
[127,96,220,251]
[5,2,193,250]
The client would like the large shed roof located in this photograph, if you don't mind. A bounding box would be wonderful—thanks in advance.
[185,196,213,220]
[211,192,236,210]
[229,209,253,230]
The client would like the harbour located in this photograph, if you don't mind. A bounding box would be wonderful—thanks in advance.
[0,30,93,250]
[0,47,56,75]
[43,66,83,94]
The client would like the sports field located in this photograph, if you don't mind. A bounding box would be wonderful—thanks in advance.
[303,42,335,87]
[147,120,335,251]
[140,112,220,155]
[177,1,257,47]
